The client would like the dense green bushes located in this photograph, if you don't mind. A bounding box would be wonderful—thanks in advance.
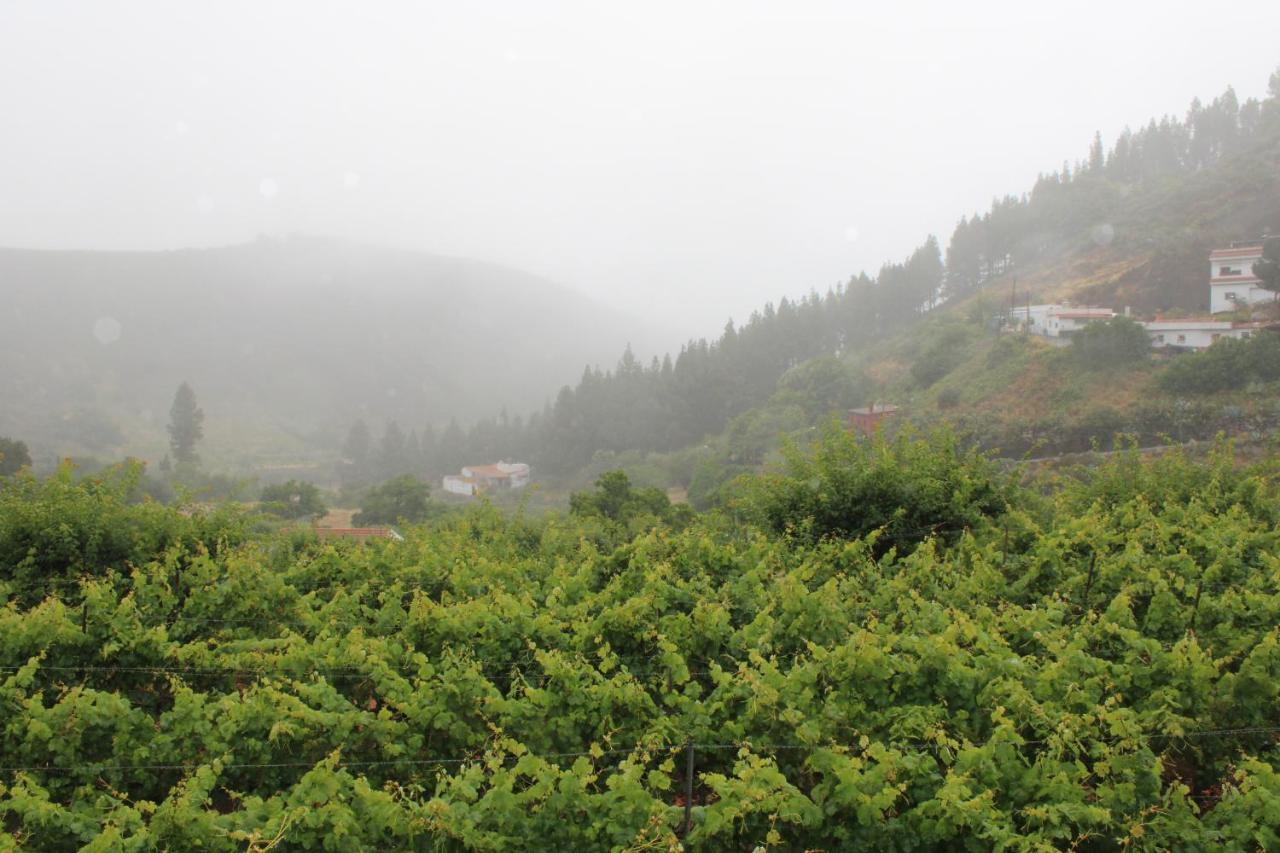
[1160,332,1280,393]
[259,479,327,520]
[4,440,1280,848]
[0,461,247,598]
[569,470,692,543]
[740,422,1011,552]
[353,475,441,526]
[910,324,971,387]
[0,438,30,477]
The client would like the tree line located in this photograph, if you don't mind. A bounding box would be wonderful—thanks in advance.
[347,69,1280,485]
[943,73,1280,299]
[342,237,941,480]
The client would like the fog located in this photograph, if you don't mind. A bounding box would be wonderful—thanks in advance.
[3,1,1277,339]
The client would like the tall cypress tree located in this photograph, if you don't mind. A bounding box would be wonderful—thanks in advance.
[167,382,204,466]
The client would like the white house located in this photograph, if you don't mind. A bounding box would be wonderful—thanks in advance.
[1044,307,1115,337]
[1008,304,1058,335]
[1143,318,1264,350]
[1210,243,1273,314]
[442,461,531,496]
[1009,304,1115,338]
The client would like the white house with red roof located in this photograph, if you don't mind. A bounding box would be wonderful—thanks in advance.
[1210,242,1272,314]
[1044,306,1115,337]
[1006,241,1275,351]
[1009,303,1115,337]
[442,461,531,496]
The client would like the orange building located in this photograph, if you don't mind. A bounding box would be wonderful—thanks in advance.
[848,403,899,435]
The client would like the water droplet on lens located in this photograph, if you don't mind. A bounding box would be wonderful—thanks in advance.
[93,317,122,345]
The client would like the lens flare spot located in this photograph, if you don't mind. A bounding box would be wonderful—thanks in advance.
[93,317,122,345]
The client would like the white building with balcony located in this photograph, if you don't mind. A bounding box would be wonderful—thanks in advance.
[1210,243,1273,314]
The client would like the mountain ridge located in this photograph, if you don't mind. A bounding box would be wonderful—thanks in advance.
[0,235,659,466]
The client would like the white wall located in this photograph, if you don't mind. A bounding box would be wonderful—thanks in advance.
[1145,324,1253,350]
[442,476,475,496]
[1210,284,1272,314]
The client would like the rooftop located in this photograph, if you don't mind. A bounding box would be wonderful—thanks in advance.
[462,462,530,479]
[1210,244,1264,259]
[1050,310,1115,320]
[314,527,404,542]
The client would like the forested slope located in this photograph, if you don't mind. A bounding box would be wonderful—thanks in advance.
[413,70,1280,485]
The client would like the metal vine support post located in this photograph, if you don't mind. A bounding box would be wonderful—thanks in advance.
[682,741,695,836]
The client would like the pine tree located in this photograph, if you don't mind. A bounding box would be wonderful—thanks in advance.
[343,421,371,466]
[1255,239,1280,296]
[0,436,31,476]
[167,382,204,466]
[1088,131,1104,172]
[342,420,372,484]
[377,421,407,479]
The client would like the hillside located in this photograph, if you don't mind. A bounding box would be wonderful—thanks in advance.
[855,103,1280,455]
[498,73,1280,504]
[964,132,1280,314]
[0,237,652,468]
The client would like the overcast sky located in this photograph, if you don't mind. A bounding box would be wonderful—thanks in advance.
[2,1,1278,340]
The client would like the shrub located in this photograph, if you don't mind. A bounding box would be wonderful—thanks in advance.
[1159,333,1280,393]
[569,470,690,526]
[0,460,247,593]
[911,324,971,387]
[260,480,327,519]
[725,404,806,464]
[687,457,748,511]
[1070,316,1149,369]
[0,436,32,476]
[775,356,868,419]
[353,475,439,526]
[740,421,1011,552]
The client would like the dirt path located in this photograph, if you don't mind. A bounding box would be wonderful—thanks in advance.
[315,507,358,528]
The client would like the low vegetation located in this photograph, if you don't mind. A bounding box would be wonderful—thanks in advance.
[4,434,1280,847]
[1160,332,1280,393]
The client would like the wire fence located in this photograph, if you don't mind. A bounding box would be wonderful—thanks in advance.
[2,726,1277,776]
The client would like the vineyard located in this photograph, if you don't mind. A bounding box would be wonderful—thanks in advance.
[3,432,1280,850]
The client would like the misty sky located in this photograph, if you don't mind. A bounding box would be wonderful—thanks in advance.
[3,2,1278,341]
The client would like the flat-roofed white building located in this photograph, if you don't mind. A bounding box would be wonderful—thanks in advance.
[1008,304,1057,335]
[1009,304,1114,337]
[1210,243,1273,314]
[1143,318,1264,350]
[1045,307,1115,337]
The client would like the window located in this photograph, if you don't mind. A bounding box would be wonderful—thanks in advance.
[1176,334,1186,344]
[1211,333,1220,341]
[1156,334,1165,343]
[1220,265,1242,276]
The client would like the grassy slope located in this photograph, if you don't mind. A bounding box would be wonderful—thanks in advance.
[567,124,1280,502]
[856,128,1280,432]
